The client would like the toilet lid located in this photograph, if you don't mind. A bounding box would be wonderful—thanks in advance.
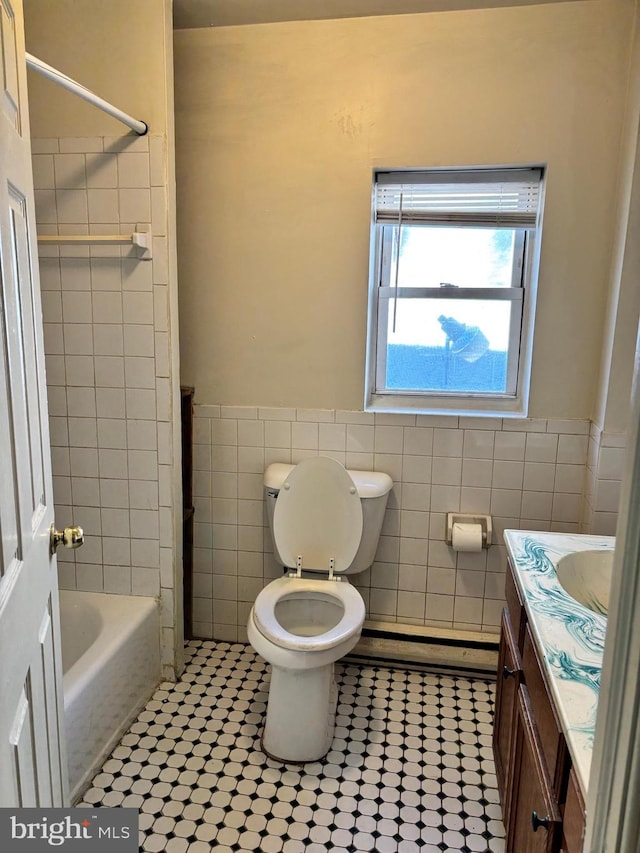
[273,456,363,573]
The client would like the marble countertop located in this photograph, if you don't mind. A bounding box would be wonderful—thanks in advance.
[503,530,614,796]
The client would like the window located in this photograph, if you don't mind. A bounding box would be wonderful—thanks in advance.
[365,167,544,416]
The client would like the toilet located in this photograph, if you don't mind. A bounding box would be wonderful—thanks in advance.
[247,456,393,763]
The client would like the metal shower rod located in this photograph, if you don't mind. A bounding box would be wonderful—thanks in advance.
[25,52,148,136]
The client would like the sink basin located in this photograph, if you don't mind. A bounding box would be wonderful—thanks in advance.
[555,549,614,616]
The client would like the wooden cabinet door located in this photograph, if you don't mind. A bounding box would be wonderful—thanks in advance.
[508,686,561,853]
[562,769,585,853]
[493,608,522,826]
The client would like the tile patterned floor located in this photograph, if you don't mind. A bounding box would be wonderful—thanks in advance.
[79,641,506,852]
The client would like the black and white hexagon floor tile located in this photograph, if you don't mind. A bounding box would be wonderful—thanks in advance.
[79,641,506,853]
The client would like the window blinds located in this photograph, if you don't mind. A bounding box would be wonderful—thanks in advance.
[375,167,543,228]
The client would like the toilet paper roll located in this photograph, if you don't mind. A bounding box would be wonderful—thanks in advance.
[451,522,483,552]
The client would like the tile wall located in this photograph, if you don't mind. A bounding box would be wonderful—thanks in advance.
[582,423,626,534]
[32,135,179,676]
[190,405,610,643]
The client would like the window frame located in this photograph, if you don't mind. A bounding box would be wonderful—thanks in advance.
[364,166,545,417]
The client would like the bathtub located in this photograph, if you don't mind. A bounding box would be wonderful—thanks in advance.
[59,590,161,801]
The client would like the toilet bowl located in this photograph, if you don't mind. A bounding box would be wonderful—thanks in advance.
[247,455,392,763]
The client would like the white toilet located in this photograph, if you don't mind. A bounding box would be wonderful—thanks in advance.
[247,456,393,763]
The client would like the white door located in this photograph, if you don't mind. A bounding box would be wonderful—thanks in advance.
[0,0,68,806]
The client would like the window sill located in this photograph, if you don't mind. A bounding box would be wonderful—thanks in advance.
[365,392,527,418]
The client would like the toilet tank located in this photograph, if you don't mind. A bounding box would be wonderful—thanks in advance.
[264,462,393,574]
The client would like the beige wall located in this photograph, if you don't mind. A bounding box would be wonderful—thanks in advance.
[594,2,640,435]
[175,0,635,417]
[24,0,169,137]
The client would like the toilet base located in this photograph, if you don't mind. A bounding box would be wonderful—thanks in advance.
[262,662,338,763]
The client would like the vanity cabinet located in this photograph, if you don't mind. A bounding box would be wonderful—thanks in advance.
[494,559,586,853]
[509,686,561,852]
[493,609,521,829]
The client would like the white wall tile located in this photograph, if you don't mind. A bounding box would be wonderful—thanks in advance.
[70,447,99,477]
[65,355,97,388]
[54,154,86,188]
[523,461,556,492]
[33,155,55,189]
[460,487,491,514]
[463,430,494,459]
[433,428,463,457]
[118,188,151,222]
[490,489,522,517]
[594,480,622,513]
[85,152,117,188]
[397,590,425,620]
[92,291,122,323]
[432,457,462,486]
[346,424,373,453]
[401,483,430,512]
[552,492,583,522]
[402,455,431,484]
[503,418,547,432]
[336,410,375,425]
[456,570,485,598]
[94,356,124,388]
[374,425,404,454]
[398,564,427,592]
[521,491,553,520]
[427,566,455,594]
[100,479,129,509]
[554,463,585,494]
[597,446,625,480]
[319,423,346,451]
[428,540,456,569]
[118,153,150,188]
[525,432,558,462]
[456,549,487,572]
[546,419,589,435]
[124,357,155,389]
[430,484,460,513]
[56,189,88,223]
[375,413,415,426]
[461,458,492,487]
[123,291,154,324]
[238,419,265,448]
[400,510,429,539]
[425,594,454,622]
[128,449,158,480]
[93,324,124,356]
[557,434,588,464]
[99,448,128,479]
[265,420,291,449]
[87,189,119,223]
[90,259,121,291]
[96,388,126,419]
[453,596,483,625]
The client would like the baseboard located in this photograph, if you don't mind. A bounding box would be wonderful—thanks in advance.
[345,620,499,678]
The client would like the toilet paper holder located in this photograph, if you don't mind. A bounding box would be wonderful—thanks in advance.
[446,513,492,549]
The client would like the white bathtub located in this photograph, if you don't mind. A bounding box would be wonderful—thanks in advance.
[59,590,161,801]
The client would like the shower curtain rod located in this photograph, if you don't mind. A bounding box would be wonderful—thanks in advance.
[25,53,148,136]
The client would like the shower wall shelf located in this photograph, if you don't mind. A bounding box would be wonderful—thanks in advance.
[37,226,152,259]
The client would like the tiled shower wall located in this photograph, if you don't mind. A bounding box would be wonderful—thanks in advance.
[32,135,179,676]
[190,405,622,643]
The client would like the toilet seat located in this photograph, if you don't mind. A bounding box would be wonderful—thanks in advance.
[252,575,365,652]
[273,456,363,574]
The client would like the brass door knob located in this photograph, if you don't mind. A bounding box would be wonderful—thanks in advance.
[50,524,84,555]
